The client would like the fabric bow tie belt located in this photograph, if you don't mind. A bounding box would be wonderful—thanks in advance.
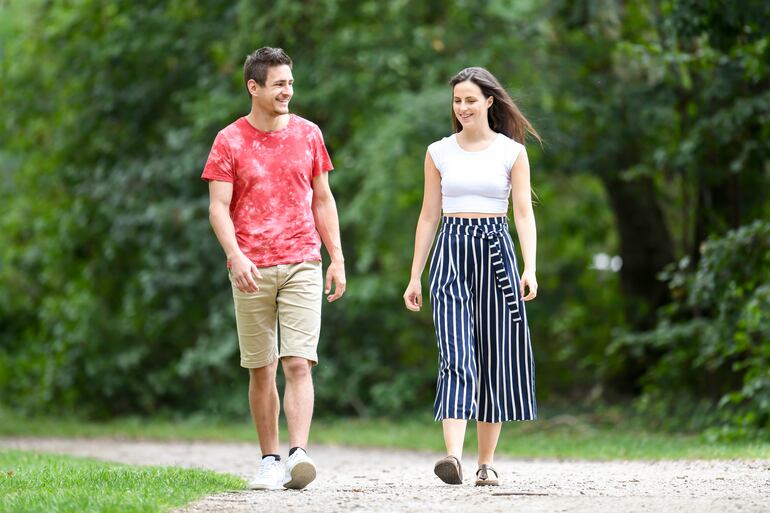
[465,225,522,322]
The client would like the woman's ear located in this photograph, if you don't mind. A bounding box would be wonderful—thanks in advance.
[487,96,494,109]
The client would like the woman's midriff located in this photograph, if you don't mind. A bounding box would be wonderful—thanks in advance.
[443,212,507,219]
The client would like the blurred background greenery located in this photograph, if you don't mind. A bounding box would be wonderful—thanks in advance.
[1,0,768,440]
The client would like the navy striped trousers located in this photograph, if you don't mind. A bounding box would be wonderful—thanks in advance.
[429,216,536,422]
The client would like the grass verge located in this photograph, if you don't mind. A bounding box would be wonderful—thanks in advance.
[0,448,244,513]
[1,409,768,460]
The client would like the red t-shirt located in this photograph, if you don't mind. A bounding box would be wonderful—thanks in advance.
[201,114,333,267]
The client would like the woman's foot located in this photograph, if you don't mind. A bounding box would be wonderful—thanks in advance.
[475,464,500,486]
[434,455,463,484]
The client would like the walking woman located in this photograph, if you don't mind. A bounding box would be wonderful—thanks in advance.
[404,67,540,486]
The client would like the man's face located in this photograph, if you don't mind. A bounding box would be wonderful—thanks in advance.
[252,64,293,116]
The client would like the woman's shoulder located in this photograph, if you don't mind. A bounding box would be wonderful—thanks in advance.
[427,134,457,157]
[497,134,527,168]
[428,134,454,149]
[426,135,455,169]
[497,133,525,152]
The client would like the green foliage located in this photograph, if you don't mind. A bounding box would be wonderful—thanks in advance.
[540,0,770,279]
[0,1,245,417]
[536,0,770,407]
[0,449,244,513]
[532,175,627,397]
[615,220,770,436]
[2,0,585,418]
[0,0,768,436]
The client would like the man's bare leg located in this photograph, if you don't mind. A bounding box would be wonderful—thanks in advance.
[281,356,314,449]
[248,359,280,455]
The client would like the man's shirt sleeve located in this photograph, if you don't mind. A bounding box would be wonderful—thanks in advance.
[311,127,334,177]
[201,131,235,182]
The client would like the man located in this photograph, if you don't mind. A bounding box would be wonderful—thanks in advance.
[202,47,345,490]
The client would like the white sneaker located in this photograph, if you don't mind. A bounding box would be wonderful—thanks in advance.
[248,456,284,490]
[283,448,316,489]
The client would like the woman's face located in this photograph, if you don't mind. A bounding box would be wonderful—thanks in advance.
[453,80,492,129]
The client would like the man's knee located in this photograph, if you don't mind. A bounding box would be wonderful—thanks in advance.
[248,361,278,386]
[281,356,312,381]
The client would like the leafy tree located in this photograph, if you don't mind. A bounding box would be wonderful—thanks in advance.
[615,221,770,435]
[1,0,767,435]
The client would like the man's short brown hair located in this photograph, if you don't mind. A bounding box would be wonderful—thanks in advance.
[243,47,293,90]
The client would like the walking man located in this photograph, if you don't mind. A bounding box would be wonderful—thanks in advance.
[202,47,346,490]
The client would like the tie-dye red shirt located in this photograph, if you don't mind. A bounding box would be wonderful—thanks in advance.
[201,115,333,267]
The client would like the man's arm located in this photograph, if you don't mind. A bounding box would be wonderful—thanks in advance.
[311,172,346,302]
[208,180,260,293]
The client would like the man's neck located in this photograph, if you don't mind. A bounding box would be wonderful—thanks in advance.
[246,109,290,132]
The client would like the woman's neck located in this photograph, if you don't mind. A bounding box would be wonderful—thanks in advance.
[457,125,496,143]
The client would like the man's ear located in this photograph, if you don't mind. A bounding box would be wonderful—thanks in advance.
[247,79,260,97]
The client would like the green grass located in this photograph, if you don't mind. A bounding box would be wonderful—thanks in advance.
[0,449,245,513]
[2,409,769,460]
[316,415,770,460]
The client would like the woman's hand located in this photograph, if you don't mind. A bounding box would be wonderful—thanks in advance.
[520,269,538,301]
[403,279,423,311]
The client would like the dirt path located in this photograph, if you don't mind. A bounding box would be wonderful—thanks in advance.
[1,437,768,513]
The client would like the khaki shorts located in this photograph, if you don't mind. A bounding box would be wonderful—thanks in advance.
[230,260,322,368]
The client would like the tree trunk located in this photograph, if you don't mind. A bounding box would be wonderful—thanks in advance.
[602,174,675,329]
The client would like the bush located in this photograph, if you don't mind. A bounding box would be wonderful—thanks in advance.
[613,220,770,436]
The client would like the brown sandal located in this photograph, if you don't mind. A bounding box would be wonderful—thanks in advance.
[475,464,500,486]
[434,455,463,484]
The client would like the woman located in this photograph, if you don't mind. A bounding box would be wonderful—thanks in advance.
[404,67,540,486]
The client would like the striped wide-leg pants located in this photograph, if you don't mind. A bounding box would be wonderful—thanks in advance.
[428,216,536,423]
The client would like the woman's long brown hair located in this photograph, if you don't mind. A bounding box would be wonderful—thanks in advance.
[449,67,541,145]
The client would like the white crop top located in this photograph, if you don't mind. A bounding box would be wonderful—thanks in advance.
[427,133,525,214]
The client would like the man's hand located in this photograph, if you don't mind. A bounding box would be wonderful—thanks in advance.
[230,252,261,293]
[325,259,346,302]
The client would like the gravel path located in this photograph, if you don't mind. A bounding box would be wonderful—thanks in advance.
[1,437,768,513]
